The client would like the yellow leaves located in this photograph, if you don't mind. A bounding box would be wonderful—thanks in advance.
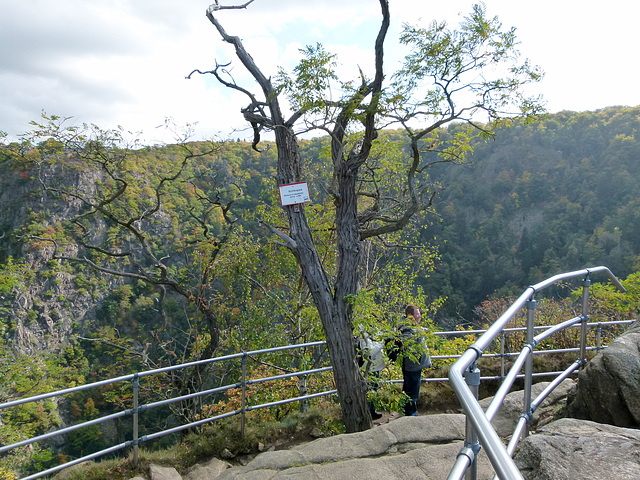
[0,466,17,480]
[42,225,56,238]
[201,364,329,423]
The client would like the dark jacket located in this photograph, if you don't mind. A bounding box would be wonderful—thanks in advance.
[399,322,432,372]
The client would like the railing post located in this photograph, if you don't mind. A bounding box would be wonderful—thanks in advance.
[500,330,505,381]
[523,297,536,438]
[596,323,603,351]
[463,362,481,480]
[241,352,247,437]
[298,374,309,413]
[132,372,139,469]
[580,276,591,366]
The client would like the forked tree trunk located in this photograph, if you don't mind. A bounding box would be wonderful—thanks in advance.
[275,126,371,433]
[205,7,373,433]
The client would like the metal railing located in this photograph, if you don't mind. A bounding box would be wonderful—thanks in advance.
[427,318,631,383]
[0,341,335,480]
[1,269,631,480]
[447,266,627,480]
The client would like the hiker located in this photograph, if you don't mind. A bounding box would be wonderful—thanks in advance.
[356,330,385,420]
[398,304,432,416]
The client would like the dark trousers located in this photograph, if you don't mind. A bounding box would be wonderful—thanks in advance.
[402,369,422,416]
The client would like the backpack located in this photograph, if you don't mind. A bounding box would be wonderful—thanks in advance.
[384,335,402,362]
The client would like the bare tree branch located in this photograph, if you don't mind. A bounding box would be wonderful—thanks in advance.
[206,0,256,13]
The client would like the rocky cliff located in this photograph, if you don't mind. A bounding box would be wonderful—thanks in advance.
[0,160,111,354]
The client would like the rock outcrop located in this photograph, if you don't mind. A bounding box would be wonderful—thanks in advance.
[133,410,640,480]
[514,417,640,479]
[566,321,640,427]
[0,162,111,354]
[129,414,496,480]
[479,379,575,438]
[215,413,492,480]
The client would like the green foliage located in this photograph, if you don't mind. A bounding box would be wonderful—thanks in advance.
[583,271,640,322]
[0,258,28,337]
[65,397,104,457]
[422,106,640,325]
[473,272,640,357]
[0,343,90,476]
[393,3,543,123]
[276,43,340,114]
[430,327,479,366]
[0,258,25,296]
[202,364,335,424]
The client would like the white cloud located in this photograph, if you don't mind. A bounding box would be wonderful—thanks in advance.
[1,0,639,144]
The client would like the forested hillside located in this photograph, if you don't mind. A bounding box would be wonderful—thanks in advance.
[1,106,639,473]
[1,107,639,345]
[2,107,639,345]
[421,106,640,323]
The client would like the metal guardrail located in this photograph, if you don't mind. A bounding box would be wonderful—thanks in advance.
[1,268,631,480]
[446,266,628,480]
[1,341,335,480]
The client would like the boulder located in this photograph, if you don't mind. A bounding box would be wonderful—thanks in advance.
[184,458,232,480]
[566,321,640,427]
[149,464,182,480]
[514,417,640,479]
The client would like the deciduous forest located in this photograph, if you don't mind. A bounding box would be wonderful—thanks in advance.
[1,105,640,474]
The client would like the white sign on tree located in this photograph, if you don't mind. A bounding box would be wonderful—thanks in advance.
[278,182,310,206]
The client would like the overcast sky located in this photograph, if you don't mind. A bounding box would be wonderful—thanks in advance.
[2,0,639,144]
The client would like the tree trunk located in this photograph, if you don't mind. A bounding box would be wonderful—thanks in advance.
[205,8,372,433]
[276,126,371,433]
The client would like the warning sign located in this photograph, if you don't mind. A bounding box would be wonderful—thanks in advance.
[279,182,310,206]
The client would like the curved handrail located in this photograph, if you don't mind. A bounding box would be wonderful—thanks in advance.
[447,266,626,480]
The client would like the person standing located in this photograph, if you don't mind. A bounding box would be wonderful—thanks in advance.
[399,304,431,416]
[356,331,385,420]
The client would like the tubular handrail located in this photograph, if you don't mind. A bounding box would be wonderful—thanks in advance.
[1,274,630,480]
[0,340,327,411]
[447,266,626,480]
[1,340,332,480]
[432,318,633,337]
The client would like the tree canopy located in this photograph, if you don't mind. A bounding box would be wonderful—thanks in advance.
[198,0,543,432]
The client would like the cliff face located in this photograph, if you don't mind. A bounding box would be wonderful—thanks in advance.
[0,161,111,354]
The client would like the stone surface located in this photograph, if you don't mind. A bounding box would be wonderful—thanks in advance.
[514,417,640,479]
[129,413,640,480]
[149,464,182,480]
[183,458,232,480]
[479,379,575,438]
[213,414,496,480]
[567,321,640,427]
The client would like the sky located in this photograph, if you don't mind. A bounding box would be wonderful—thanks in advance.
[2,0,639,145]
